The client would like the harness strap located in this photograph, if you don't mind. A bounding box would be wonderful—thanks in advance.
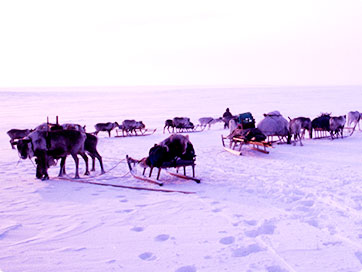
[45,132,51,149]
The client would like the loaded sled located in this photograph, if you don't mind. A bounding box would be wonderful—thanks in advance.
[223,112,272,155]
[126,155,200,186]
[115,128,157,137]
[256,111,290,144]
[126,134,200,185]
[221,135,272,155]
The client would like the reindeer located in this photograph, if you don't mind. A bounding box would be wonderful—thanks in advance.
[198,117,223,130]
[288,117,304,146]
[347,111,361,132]
[120,120,146,136]
[311,113,331,138]
[330,115,346,139]
[16,130,87,179]
[163,117,194,133]
[94,122,119,137]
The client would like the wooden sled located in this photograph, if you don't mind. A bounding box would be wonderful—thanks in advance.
[312,128,330,139]
[221,135,272,155]
[164,126,206,134]
[265,135,289,144]
[176,127,205,133]
[126,155,201,186]
[115,128,157,137]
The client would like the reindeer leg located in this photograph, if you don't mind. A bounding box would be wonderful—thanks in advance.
[94,151,105,174]
[80,153,89,175]
[59,157,66,177]
[299,134,303,146]
[90,155,96,171]
[71,154,80,179]
[293,134,297,146]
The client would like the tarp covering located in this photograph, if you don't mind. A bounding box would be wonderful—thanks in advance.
[257,111,289,136]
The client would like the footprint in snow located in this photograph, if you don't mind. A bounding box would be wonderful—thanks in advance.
[175,265,197,272]
[219,236,235,245]
[154,234,170,242]
[138,252,156,261]
[131,227,144,232]
[266,265,289,272]
[232,243,265,257]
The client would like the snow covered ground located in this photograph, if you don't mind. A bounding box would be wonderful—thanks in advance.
[1,86,362,272]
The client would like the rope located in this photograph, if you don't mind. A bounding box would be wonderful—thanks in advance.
[69,157,128,181]
[55,178,195,194]
[18,155,129,180]
[102,158,125,175]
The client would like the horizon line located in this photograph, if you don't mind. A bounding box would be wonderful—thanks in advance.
[0,84,361,92]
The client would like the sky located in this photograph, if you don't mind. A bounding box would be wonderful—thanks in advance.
[1,0,362,87]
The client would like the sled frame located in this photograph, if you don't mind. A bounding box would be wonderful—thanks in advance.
[221,135,272,155]
[116,128,157,137]
[126,156,200,184]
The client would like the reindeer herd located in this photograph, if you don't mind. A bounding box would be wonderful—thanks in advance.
[6,110,362,180]
[287,111,358,146]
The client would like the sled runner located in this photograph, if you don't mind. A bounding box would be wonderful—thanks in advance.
[115,128,157,137]
[221,135,272,155]
[164,125,206,134]
[126,155,201,185]
[176,125,206,133]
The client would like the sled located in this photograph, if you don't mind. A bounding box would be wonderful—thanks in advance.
[126,155,201,185]
[221,135,272,155]
[312,128,330,139]
[115,128,157,137]
[265,135,289,144]
[164,125,206,134]
[176,126,205,133]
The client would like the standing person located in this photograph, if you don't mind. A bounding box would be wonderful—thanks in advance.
[222,108,233,129]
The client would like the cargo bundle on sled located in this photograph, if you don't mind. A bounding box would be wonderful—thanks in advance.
[163,117,205,133]
[127,134,201,186]
[116,119,156,137]
[222,112,272,155]
[221,131,272,155]
[256,111,290,144]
